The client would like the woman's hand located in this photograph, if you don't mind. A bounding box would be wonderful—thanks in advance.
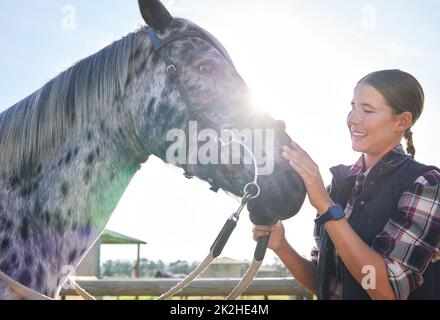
[282,141,334,214]
[252,221,287,253]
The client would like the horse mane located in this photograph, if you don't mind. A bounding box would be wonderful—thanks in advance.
[0,18,232,179]
[0,30,140,177]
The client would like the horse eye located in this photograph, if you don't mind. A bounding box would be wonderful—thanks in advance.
[199,63,216,75]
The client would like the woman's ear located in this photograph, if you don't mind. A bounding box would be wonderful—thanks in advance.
[396,111,413,132]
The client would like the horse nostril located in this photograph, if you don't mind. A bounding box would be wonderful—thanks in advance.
[275,120,286,131]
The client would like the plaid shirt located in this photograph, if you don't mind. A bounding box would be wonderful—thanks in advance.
[311,145,440,300]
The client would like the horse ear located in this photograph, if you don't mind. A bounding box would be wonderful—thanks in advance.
[138,0,173,32]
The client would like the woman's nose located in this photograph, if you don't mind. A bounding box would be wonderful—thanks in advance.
[347,108,361,125]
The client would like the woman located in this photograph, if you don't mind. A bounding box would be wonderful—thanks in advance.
[253,70,440,300]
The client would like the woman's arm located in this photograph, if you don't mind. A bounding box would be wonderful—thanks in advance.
[253,222,317,295]
[275,240,318,295]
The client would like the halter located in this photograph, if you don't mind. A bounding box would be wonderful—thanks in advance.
[146,26,269,300]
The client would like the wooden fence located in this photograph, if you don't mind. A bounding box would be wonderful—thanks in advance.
[60,277,313,299]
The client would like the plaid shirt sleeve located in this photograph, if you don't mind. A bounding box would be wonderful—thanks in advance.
[372,169,440,300]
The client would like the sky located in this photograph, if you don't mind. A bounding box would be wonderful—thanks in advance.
[1,0,439,265]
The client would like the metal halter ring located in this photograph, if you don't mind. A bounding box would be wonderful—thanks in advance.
[243,182,260,199]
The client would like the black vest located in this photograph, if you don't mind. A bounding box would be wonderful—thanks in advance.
[316,149,440,300]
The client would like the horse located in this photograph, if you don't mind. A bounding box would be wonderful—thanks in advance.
[0,0,306,299]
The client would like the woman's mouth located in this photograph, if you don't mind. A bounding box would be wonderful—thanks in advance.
[351,131,367,139]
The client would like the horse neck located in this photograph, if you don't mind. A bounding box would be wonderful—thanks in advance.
[0,103,153,299]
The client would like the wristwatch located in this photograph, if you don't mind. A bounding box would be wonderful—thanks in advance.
[314,204,345,226]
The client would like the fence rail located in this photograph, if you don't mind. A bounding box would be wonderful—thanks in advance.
[61,278,312,299]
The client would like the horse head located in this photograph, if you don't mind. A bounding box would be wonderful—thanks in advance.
[135,0,306,225]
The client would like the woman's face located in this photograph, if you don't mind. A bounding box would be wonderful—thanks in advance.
[348,83,408,157]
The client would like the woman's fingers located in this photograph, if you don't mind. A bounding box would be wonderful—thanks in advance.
[252,225,274,240]
[283,152,314,180]
[253,231,270,241]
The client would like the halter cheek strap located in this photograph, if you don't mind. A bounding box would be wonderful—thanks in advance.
[146,27,201,121]
[146,26,223,186]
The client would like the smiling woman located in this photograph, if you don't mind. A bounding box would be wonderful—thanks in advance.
[254,69,440,300]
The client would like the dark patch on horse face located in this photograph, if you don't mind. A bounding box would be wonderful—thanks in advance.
[149,48,161,65]
[162,106,181,131]
[68,250,77,264]
[74,147,79,157]
[79,247,87,256]
[20,218,30,242]
[155,103,170,123]
[34,200,42,216]
[135,59,148,77]
[36,264,45,289]
[118,127,125,136]
[25,254,33,267]
[55,213,65,234]
[100,121,105,132]
[44,211,51,226]
[1,238,10,250]
[83,220,92,237]
[132,46,143,62]
[87,131,93,141]
[11,253,18,266]
[65,151,72,165]
[125,73,133,90]
[5,219,13,232]
[41,243,48,259]
[147,98,156,118]
[9,176,19,189]
[86,153,95,165]
[61,182,69,197]
[20,185,32,198]
[19,270,32,287]
[84,170,91,184]
[0,217,12,232]
[0,261,11,275]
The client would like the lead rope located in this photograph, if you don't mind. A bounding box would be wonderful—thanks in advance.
[158,131,267,300]
[0,269,96,300]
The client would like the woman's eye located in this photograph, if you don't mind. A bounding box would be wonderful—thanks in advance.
[199,63,216,75]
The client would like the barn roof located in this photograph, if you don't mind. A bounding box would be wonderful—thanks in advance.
[101,230,147,245]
